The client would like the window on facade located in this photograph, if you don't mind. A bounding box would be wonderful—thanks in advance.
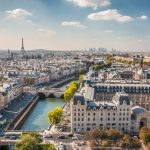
[123,113,125,116]
[74,118,76,121]
[78,118,80,121]
[119,123,121,126]
[82,109,84,111]
[101,113,103,116]
[74,113,76,116]
[78,113,80,116]
[82,113,84,116]
[101,118,103,121]
[88,118,90,121]
[113,118,115,121]
[127,118,128,121]
[78,109,80,111]
[78,123,80,126]
[93,118,95,121]
[123,118,125,121]
[93,113,95,116]
[113,113,115,115]
[120,109,121,111]
[108,113,110,116]
[74,109,76,111]
[87,128,90,131]
[108,118,110,121]
[74,128,76,131]
[88,113,90,116]
[119,118,121,121]
[82,118,84,121]
[120,113,121,116]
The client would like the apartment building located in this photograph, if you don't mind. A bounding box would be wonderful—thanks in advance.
[71,91,150,134]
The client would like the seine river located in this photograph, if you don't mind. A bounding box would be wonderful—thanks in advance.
[20,98,65,131]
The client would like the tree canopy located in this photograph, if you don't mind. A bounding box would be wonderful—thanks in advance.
[14,134,39,150]
[48,107,63,125]
[64,81,78,102]
[140,127,150,145]
[79,68,85,74]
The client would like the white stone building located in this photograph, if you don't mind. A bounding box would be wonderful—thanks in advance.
[71,91,150,134]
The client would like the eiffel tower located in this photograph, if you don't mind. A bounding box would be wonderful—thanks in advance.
[21,38,25,53]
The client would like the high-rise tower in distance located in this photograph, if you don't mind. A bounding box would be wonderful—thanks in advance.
[21,38,25,53]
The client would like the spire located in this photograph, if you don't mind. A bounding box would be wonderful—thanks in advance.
[21,38,25,51]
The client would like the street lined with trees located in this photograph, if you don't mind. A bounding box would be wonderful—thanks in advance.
[85,128,141,149]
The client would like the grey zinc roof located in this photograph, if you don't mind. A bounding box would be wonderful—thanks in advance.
[115,92,130,105]
[87,101,116,109]
[73,93,85,105]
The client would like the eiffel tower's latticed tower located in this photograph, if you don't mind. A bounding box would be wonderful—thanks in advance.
[21,38,25,53]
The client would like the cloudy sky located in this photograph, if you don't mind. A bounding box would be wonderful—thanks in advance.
[0,0,150,51]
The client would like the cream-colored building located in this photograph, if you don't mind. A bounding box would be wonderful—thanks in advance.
[71,92,150,134]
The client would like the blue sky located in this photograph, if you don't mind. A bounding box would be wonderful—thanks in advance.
[0,0,150,51]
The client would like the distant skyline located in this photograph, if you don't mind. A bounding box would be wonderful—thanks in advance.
[0,0,150,51]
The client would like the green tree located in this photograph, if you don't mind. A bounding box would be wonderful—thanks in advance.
[39,144,55,150]
[79,68,85,74]
[14,134,39,150]
[120,134,141,149]
[99,128,107,139]
[79,75,84,83]
[48,107,63,125]
[101,140,109,147]
[23,77,35,86]
[64,89,73,102]
[106,128,123,141]
[143,133,150,145]
[139,127,150,141]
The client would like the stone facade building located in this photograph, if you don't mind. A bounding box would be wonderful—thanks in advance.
[71,91,150,134]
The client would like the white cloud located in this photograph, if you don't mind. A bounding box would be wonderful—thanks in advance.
[61,21,86,28]
[6,8,32,18]
[87,9,133,22]
[67,0,111,9]
[138,15,148,20]
[105,29,113,33]
[37,28,55,37]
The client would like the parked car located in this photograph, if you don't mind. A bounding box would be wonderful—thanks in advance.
[43,134,53,138]
[67,133,74,137]
[72,136,78,140]
[58,135,66,139]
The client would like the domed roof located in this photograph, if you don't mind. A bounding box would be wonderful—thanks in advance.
[132,106,147,114]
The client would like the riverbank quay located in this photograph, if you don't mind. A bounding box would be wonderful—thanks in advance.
[7,95,39,130]
[0,93,35,133]
[4,76,76,132]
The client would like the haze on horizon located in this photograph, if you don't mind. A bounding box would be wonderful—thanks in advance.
[0,0,150,51]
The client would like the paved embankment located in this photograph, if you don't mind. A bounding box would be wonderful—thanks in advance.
[7,96,39,130]
[7,76,76,131]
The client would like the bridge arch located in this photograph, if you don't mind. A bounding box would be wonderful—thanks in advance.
[38,92,46,99]
[47,93,55,98]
